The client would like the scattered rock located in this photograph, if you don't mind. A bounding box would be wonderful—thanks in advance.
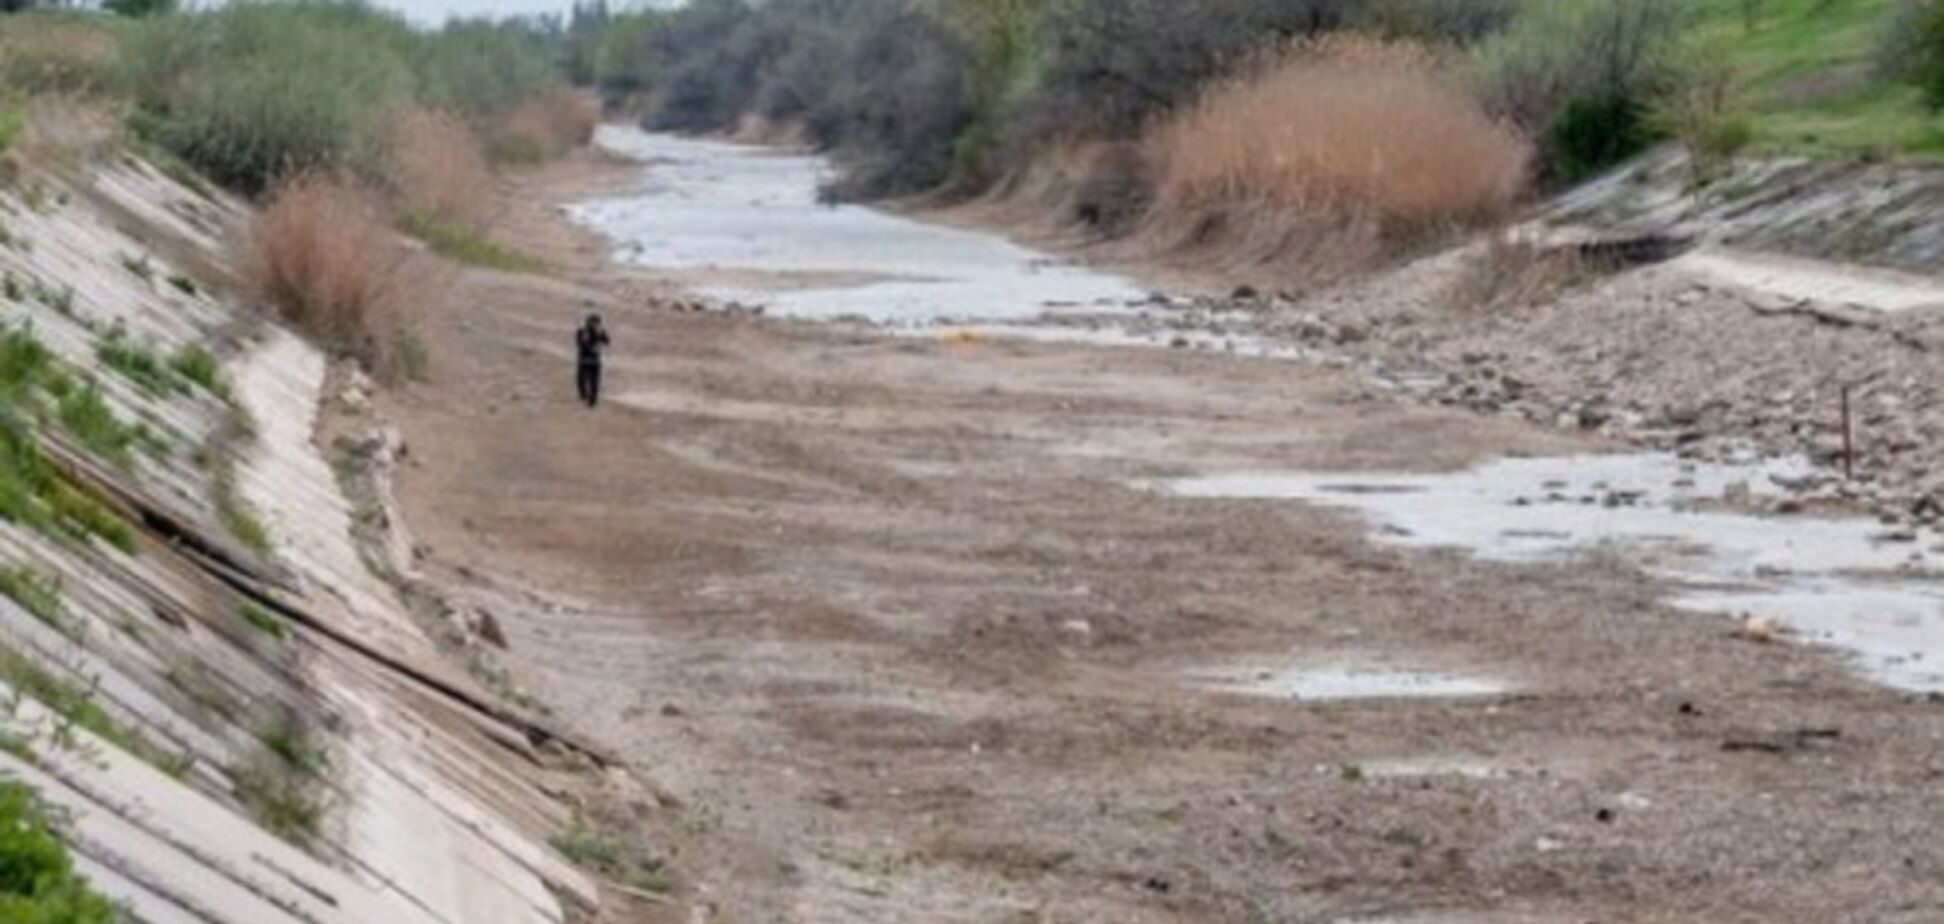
[1730,615,1787,645]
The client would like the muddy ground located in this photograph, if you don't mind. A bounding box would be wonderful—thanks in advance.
[363,149,1944,924]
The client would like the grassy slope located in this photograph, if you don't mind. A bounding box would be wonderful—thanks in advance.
[1691,0,1944,158]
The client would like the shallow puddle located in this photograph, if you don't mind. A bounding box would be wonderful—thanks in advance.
[571,128,1143,324]
[1191,663,1513,702]
[1158,454,1944,692]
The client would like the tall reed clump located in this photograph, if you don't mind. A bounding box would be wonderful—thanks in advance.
[388,106,491,224]
[247,174,407,350]
[490,86,600,164]
[1144,37,1529,279]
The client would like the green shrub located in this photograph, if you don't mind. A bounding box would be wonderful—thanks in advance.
[105,0,177,17]
[0,328,53,400]
[0,565,66,633]
[97,332,180,398]
[0,642,175,770]
[168,343,228,398]
[238,601,286,640]
[1354,0,1517,43]
[1475,0,1687,181]
[0,346,139,553]
[121,1,417,194]
[0,107,20,157]
[55,384,136,465]
[1548,93,1657,183]
[0,782,118,924]
[117,2,581,194]
[232,716,327,846]
[413,22,558,123]
[1912,0,1944,110]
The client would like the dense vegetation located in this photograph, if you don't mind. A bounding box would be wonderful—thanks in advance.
[0,2,598,382]
[0,783,117,924]
[574,0,1944,206]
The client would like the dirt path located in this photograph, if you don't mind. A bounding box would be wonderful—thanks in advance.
[373,140,1944,924]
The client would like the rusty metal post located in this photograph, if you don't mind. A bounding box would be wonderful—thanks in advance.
[1841,384,1855,481]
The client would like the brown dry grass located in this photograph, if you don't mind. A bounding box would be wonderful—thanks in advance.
[491,87,600,165]
[389,106,493,224]
[247,173,414,348]
[7,97,121,170]
[0,13,119,97]
[1443,232,1593,313]
[1143,37,1529,281]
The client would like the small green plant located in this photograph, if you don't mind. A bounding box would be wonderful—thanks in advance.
[232,716,328,847]
[397,212,548,273]
[0,328,53,400]
[35,284,75,318]
[55,385,136,465]
[98,333,182,398]
[551,815,673,894]
[0,107,21,157]
[220,496,272,555]
[1915,0,1944,111]
[44,480,137,553]
[238,601,287,640]
[118,253,154,282]
[551,822,626,872]
[391,327,430,384]
[0,566,68,635]
[169,344,229,399]
[0,783,119,924]
[0,409,137,553]
[165,273,198,297]
[0,642,179,772]
[2,273,22,303]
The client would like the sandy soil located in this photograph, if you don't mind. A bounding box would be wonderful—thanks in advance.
[369,149,1944,924]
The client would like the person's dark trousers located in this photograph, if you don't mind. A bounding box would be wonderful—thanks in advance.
[577,361,602,407]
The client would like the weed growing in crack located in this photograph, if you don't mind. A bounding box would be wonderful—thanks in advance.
[0,565,69,635]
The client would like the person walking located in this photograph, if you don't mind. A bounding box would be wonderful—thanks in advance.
[575,312,610,408]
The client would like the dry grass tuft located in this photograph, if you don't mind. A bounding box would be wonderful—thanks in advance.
[388,106,492,224]
[247,174,412,348]
[1443,232,1593,313]
[0,13,120,97]
[490,87,599,165]
[1144,36,1530,280]
[8,97,121,169]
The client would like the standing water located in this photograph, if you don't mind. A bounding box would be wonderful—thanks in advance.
[569,127,1145,324]
[1157,454,1944,693]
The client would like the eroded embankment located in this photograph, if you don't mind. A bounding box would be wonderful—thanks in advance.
[0,141,613,920]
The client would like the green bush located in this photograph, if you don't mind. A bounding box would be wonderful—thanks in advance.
[1548,93,1657,183]
[168,343,228,398]
[0,564,66,632]
[1475,0,1687,181]
[97,332,180,398]
[106,0,177,17]
[1913,0,1944,110]
[414,22,558,123]
[1354,0,1517,43]
[122,2,415,194]
[0,783,117,924]
[0,106,19,157]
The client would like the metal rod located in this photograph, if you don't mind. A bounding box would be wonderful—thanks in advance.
[1841,384,1855,481]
